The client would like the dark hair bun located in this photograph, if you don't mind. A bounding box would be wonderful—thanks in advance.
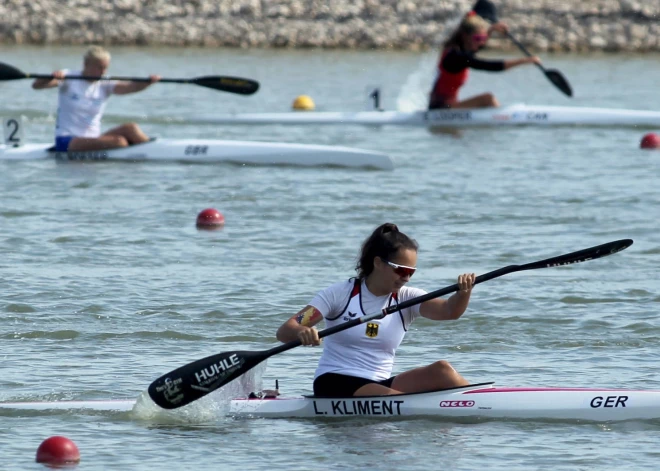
[382,223,399,234]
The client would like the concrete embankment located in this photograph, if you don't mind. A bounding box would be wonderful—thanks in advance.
[1,0,659,52]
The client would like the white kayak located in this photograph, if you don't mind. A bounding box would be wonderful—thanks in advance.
[229,382,660,421]
[185,104,660,128]
[0,138,393,170]
[3,382,660,422]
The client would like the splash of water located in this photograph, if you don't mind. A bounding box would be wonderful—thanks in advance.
[396,53,438,112]
[130,363,265,423]
[395,11,466,112]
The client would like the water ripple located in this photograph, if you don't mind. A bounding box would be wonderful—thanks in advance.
[1,47,660,470]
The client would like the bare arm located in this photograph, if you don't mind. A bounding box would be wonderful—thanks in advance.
[113,75,161,95]
[419,273,476,321]
[276,305,324,345]
[32,70,66,90]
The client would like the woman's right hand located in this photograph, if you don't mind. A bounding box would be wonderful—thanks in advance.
[528,56,542,65]
[298,326,321,346]
[52,70,66,80]
[489,22,509,35]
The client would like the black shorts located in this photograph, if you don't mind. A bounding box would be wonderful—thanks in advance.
[313,372,396,397]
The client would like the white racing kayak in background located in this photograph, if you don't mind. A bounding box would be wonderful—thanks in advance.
[185,104,660,128]
[3,382,660,422]
[0,138,393,170]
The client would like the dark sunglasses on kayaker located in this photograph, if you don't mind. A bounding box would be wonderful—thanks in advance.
[385,260,416,278]
[472,33,488,43]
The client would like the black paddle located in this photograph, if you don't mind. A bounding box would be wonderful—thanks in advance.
[0,62,259,96]
[147,238,632,410]
[471,0,573,97]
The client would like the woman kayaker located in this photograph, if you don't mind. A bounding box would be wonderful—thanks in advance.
[276,223,475,397]
[428,12,541,109]
[32,46,160,152]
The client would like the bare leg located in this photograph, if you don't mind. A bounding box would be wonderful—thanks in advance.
[68,135,130,152]
[353,360,468,396]
[103,122,150,145]
[391,360,469,393]
[67,123,149,152]
[450,93,499,108]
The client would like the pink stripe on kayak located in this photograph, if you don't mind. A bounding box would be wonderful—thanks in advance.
[464,387,654,394]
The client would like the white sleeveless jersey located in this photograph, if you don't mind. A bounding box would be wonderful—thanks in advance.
[55,70,116,138]
[312,278,426,381]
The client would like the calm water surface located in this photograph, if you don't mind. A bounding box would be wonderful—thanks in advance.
[1,45,660,470]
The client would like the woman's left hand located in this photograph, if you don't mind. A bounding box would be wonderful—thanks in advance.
[457,273,476,294]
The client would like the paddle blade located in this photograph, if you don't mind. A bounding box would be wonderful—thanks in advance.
[147,350,269,409]
[192,76,260,95]
[522,239,632,271]
[0,62,28,81]
[545,69,573,97]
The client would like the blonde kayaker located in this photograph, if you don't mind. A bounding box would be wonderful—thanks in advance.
[32,46,160,152]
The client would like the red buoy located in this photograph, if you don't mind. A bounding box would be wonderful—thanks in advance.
[196,208,225,229]
[640,132,660,149]
[36,436,80,464]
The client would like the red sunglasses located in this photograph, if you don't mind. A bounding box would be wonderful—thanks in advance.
[385,260,416,278]
[472,33,488,43]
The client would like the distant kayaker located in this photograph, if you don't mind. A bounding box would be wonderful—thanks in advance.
[276,223,476,398]
[31,46,160,152]
[428,12,541,109]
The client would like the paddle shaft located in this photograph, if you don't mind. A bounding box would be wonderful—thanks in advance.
[269,238,633,356]
[28,73,258,94]
[28,73,208,84]
[504,32,549,74]
[0,62,259,95]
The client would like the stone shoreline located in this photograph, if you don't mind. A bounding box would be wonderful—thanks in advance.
[1,0,659,52]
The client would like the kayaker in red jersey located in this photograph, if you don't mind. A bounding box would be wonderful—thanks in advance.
[428,12,542,110]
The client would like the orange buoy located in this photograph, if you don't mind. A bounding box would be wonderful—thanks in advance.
[640,132,660,149]
[35,436,80,464]
[196,208,225,229]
